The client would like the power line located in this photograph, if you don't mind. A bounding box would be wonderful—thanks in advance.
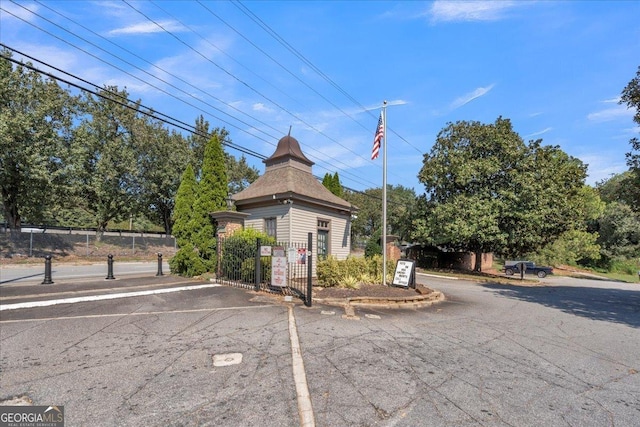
[9,1,280,143]
[232,0,426,156]
[4,1,419,191]
[124,0,380,170]
[2,49,394,203]
[1,4,379,190]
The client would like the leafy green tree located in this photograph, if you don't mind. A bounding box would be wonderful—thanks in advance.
[187,115,229,178]
[191,134,228,271]
[414,117,588,270]
[134,118,191,234]
[70,86,141,234]
[534,229,601,266]
[343,185,417,246]
[0,50,76,232]
[620,65,640,211]
[597,172,640,210]
[226,154,259,194]
[596,202,640,261]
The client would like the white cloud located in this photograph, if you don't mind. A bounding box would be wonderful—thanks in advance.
[602,97,621,104]
[587,105,633,122]
[252,103,273,113]
[450,84,495,110]
[429,1,517,23]
[524,127,553,139]
[108,20,185,36]
[579,154,628,186]
[0,1,38,22]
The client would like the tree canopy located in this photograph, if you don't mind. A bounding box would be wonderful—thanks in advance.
[413,117,589,270]
[1,50,76,231]
[620,65,640,211]
[1,52,257,235]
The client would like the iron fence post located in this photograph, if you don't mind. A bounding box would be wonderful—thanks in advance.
[306,232,312,307]
[255,238,261,291]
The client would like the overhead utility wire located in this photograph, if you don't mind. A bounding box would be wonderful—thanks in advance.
[123,0,378,170]
[7,1,279,144]
[1,54,262,158]
[233,0,425,156]
[3,4,381,191]
[2,51,387,202]
[31,0,287,142]
[147,0,304,110]
[1,52,261,159]
[19,2,377,190]
[207,0,374,136]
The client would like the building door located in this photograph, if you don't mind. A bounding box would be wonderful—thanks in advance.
[317,230,329,260]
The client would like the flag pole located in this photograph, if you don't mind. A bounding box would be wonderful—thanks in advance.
[382,100,388,285]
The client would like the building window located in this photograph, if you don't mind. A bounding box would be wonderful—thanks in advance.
[265,217,277,239]
[317,218,330,259]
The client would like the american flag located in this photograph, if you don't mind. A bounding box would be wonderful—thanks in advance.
[371,113,384,160]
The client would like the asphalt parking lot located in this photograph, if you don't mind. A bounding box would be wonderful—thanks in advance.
[1,266,639,426]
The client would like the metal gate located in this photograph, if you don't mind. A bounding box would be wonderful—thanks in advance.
[215,232,313,306]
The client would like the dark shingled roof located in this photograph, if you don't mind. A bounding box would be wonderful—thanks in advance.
[264,135,314,167]
[233,135,353,211]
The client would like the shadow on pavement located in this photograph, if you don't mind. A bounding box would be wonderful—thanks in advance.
[482,282,640,328]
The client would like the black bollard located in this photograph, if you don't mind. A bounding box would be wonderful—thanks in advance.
[41,255,54,285]
[156,253,164,276]
[106,254,115,280]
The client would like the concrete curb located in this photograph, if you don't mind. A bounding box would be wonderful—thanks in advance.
[314,290,445,309]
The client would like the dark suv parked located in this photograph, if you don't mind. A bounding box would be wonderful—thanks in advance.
[504,261,553,278]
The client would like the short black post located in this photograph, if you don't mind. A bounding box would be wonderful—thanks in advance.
[41,255,54,285]
[106,254,115,280]
[156,253,164,276]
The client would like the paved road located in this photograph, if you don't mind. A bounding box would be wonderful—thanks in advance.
[0,261,169,285]
[1,272,639,426]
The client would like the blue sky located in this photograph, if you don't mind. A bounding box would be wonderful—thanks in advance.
[1,1,639,193]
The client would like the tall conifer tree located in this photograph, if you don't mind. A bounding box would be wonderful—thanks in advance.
[192,134,228,270]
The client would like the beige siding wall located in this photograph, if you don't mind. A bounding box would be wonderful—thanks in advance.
[243,205,290,242]
[290,204,350,260]
[240,202,351,278]
[242,203,350,259]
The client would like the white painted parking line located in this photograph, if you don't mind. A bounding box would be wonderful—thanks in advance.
[0,284,222,311]
[288,306,315,427]
[0,305,275,324]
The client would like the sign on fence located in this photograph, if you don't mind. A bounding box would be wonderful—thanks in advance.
[271,246,287,287]
[260,245,272,256]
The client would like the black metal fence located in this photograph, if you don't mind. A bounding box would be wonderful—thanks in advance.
[215,233,313,306]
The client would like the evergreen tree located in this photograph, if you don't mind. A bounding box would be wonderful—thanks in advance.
[322,172,343,197]
[172,164,197,247]
[322,173,333,192]
[191,134,228,271]
[332,172,343,197]
[170,164,207,277]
